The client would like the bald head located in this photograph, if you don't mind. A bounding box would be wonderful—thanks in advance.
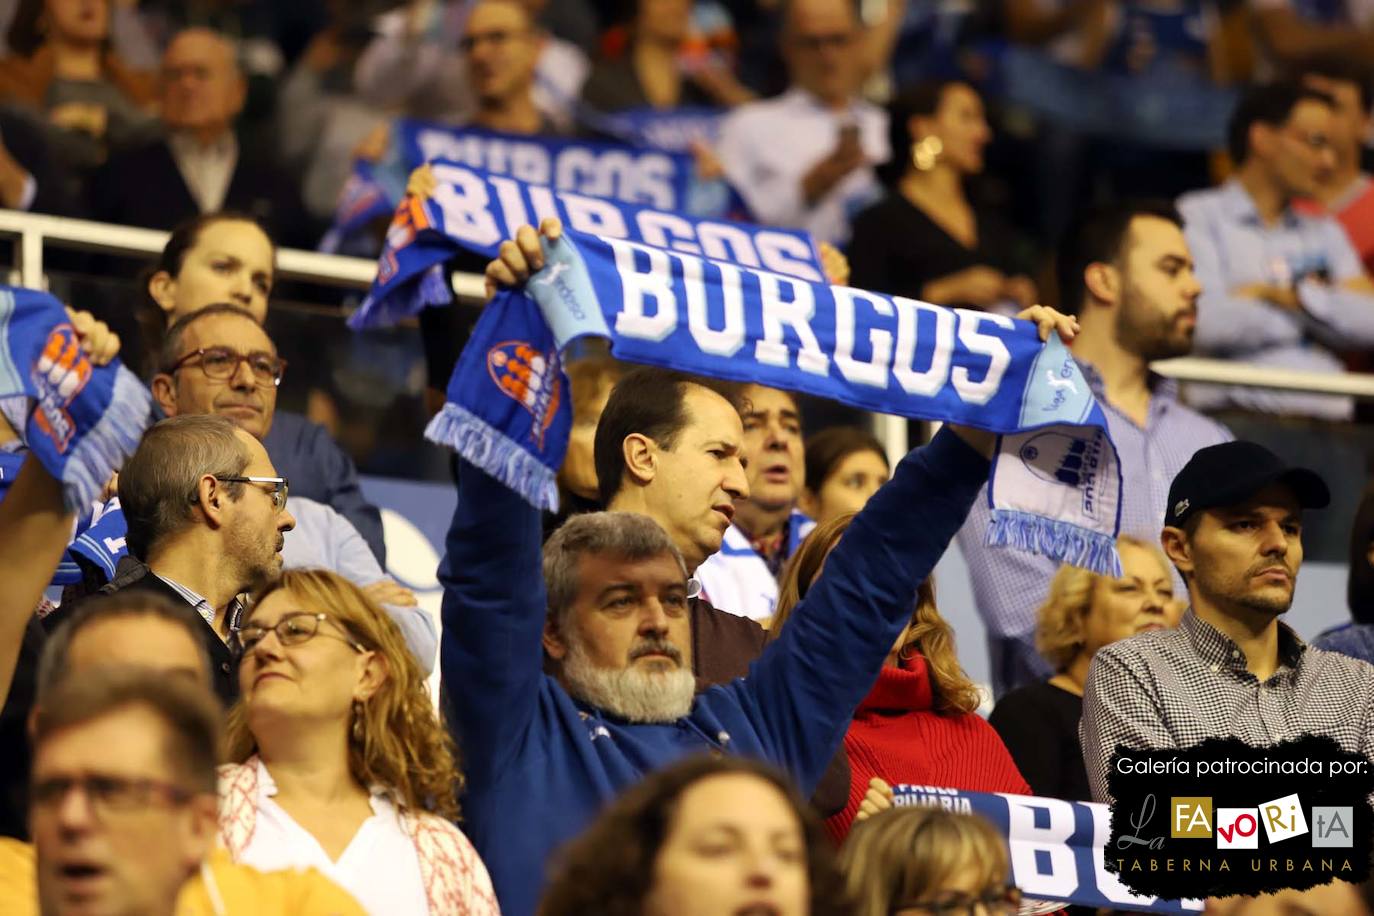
[161,28,246,140]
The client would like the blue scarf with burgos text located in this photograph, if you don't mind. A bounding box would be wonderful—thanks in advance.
[364,168,1124,574]
[0,287,151,511]
[322,120,700,253]
[891,785,1203,913]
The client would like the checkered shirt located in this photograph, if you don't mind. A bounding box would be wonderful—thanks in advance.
[1080,609,1374,803]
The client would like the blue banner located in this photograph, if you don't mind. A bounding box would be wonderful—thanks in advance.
[893,784,1204,913]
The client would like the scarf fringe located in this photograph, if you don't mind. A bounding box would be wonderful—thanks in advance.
[59,367,152,512]
[425,401,560,512]
[350,263,454,330]
[986,508,1122,577]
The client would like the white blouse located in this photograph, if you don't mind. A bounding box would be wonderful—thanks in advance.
[237,759,430,915]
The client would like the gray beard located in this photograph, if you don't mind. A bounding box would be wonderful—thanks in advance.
[560,637,696,724]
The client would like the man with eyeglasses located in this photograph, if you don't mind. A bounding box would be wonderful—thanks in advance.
[0,667,363,915]
[1178,80,1374,558]
[716,0,887,247]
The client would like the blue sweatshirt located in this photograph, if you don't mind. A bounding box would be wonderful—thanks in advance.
[439,428,988,916]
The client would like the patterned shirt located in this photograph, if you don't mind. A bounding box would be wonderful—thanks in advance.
[956,363,1231,638]
[1080,610,1374,803]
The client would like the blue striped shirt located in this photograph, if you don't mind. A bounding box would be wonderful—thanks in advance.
[956,363,1232,638]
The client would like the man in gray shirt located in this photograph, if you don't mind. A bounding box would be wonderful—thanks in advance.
[1081,441,1374,804]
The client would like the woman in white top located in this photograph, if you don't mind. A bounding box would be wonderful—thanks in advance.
[219,567,499,915]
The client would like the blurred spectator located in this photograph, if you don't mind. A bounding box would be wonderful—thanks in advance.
[0,0,158,68]
[716,0,887,246]
[541,755,848,916]
[0,110,77,214]
[798,425,889,528]
[579,0,753,117]
[222,569,498,914]
[989,536,1179,802]
[1180,81,1374,558]
[353,0,589,131]
[1250,0,1374,75]
[772,513,1030,843]
[1312,481,1374,663]
[91,29,309,246]
[958,201,1229,696]
[1293,57,1374,274]
[0,0,156,175]
[135,213,387,563]
[839,806,1021,916]
[84,414,295,703]
[694,385,815,621]
[849,81,1036,312]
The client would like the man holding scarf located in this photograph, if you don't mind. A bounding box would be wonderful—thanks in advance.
[439,221,1079,916]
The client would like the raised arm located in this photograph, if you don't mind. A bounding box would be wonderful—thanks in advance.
[1079,648,1176,804]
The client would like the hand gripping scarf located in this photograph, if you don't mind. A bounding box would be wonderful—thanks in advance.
[362,166,1125,574]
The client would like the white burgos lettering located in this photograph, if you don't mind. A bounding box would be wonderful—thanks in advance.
[1005,798,1079,900]
[607,239,677,341]
[893,296,954,396]
[755,272,830,377]
[832,287,893,388]
[952,311,1013,405]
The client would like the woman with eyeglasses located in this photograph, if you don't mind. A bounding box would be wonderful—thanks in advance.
[220,568,498,914]
[839,806,1021,916]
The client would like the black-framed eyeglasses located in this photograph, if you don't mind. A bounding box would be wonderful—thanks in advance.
[459,28,528,52]
[218,475,289,511]
[892,885,1023,916]
[239,611,366,654]
[168,346,286,388]
[31,773,194,821]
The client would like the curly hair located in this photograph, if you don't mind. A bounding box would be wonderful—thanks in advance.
[839,806,1009,916]
[1035,535,1169,672]
[539,755,851,916]
[770,513,981,714]
[225,569,462,821]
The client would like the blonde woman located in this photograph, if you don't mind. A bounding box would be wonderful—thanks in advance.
[221,569,498,914]
[771,513,1029,843]
[840,806,1021,916]
[989,537,1180,802]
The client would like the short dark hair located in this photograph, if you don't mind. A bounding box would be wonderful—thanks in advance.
[37,592,212,701]
[1054,201,1183,316]
[1292,55,1374,113]
[1227,81,1335,164]
[120,415,248,558]
[803,425,888,495]
[593,368,744,506]
[158,302,269,373]
[33,668,222,795]
[540,755,850,916]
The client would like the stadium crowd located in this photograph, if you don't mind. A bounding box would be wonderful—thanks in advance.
[3,0,1374,914]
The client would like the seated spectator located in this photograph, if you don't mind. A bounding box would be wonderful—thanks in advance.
[716,0,887,246]
[1293,57,1374,275]
[798,425,889,529]
[958,200,1229,698]
[139,213,386,562]
[839,806,1021,916]
[849,81,1037,312]
[1180,81,1374,558]
[443,221,1079,912]
[0,0,155,175]
[694,385,815,621]
[772,513,1030,841]
[353,0,589,131]
[223,569,497,914]
[1313,482,1374,663]
[540,755,849,916]
[85,413,296,703]
[1080,441,1374,804]
[0,109,77,215]
[579,0,753,117]
[91,29,308,246]
[990,536,1179,802]
[11,668,363,915]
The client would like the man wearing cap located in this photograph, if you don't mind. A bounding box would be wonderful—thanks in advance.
[1080,441,1374,804]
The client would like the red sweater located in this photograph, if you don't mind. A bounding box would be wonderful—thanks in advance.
[825,653,1031,843]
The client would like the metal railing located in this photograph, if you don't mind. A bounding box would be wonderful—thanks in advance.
[6,210,1374,467]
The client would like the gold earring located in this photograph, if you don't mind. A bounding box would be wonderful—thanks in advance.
[351,700,364,743]
[911,136,943,171]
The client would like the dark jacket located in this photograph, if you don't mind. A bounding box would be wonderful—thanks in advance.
[441,428,987,916]
[262,410,385,565]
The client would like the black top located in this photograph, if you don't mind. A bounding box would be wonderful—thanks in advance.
[846,191,1026,306]
[988,680,1091,803]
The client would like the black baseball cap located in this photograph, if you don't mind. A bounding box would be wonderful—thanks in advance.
[1166,441,1330,528]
